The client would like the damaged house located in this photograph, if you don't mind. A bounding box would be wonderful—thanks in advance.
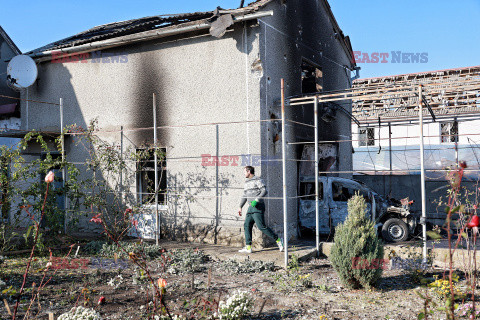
[0,26,22,222]
[0,26,21,136]
[8,0,355,246]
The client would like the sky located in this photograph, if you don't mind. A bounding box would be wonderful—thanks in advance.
[1,0,479,79]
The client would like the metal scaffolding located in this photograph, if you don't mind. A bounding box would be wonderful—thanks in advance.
[287,65,480,262]
[1,65,479,268]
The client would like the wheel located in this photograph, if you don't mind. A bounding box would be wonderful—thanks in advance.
[382,218,409,242]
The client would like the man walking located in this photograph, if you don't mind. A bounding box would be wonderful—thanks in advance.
[238,166,284,253]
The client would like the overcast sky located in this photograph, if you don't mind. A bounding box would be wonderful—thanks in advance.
[1,0,479,79]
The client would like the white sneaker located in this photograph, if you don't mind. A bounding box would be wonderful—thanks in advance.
[276,239,284,252]
[238,246,252,253]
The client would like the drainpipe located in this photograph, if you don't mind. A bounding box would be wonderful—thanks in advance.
[153,93,159,245]
[281,78,288,269]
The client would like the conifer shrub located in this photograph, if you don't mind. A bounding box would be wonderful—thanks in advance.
[330,193,384,289]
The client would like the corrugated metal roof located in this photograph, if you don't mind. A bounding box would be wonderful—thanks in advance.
[26,0,273,55]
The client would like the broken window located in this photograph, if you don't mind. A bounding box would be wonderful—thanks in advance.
[301,60,323,94]
[299,182,323,201]
[440,121,458,143]
[332,183,371,202]
[332,182,355,202]
[136,148,167,205]
[359,127,375,146]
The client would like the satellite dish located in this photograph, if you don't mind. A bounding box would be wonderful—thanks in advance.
[6,55,38,90]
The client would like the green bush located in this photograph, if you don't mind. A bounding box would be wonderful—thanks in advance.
[83,241,163,260]
[164,248,209,274]
[330,193,384,289]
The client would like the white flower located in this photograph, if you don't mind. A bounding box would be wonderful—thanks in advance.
[107,275,123,288]
[154,315,185,320]
[0,279,6,287]
[57,306,101,320]
[218,290,253,320]
[45,171,55,183]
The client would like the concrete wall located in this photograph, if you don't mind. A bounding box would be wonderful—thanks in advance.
[0,32,19,105]
[20,0,354,246]
[258,0,354,241]
[0,31,20,128]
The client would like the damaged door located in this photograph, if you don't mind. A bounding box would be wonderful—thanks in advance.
[330,180,372,227]
[298,179,329,233]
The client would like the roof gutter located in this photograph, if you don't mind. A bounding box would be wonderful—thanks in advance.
[29,10,273,63]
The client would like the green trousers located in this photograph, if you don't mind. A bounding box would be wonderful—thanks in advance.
[244,202,278,246]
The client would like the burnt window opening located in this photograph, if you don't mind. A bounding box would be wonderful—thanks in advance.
[440,121,458,143]
[332,182,371,205]
[301,60,323,94]
[136,148,167,205]
[359,127,375,146]
[332,182,355,202]
[299,181,323,201]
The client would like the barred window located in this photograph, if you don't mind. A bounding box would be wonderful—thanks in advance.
[136,148,167,204]
[440,121,458,143]
[359,127,375,146]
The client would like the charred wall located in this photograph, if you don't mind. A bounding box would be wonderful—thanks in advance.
[258,0,355,241]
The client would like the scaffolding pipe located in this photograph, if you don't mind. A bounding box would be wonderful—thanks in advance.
[281,79,288,268]
[120,126,123,199]
[60,98,67,235]
[154,93,159,245]
[314,95,320,256]
[419,86,427,262]
[455,117,459,165]
[389,122,392,195]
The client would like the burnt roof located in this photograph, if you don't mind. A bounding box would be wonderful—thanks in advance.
[26,0,354,64]
[26,0,273,55]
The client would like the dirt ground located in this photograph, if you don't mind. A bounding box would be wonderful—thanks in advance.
[0,243,472,320]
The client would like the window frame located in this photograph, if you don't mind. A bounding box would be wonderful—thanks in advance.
[136,147,167,206]
[358,127,375,146]
[440,121,458,144]
[301,58,323,94]
[299,181,324,201]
